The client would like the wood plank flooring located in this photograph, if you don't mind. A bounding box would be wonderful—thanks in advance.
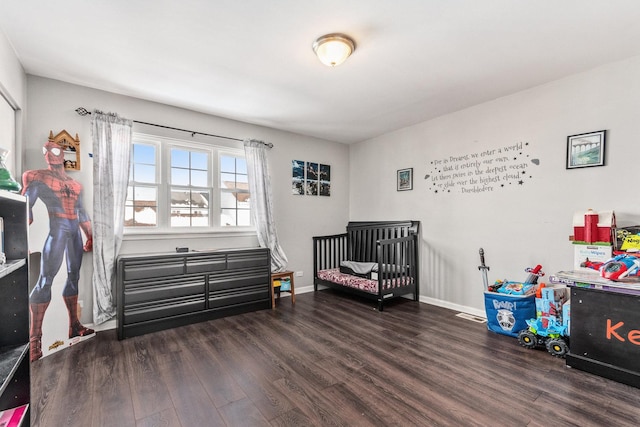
[31,290,640,426]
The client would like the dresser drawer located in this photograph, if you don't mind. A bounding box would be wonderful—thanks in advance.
[123,275,205,305]
[186,253,226,274]
[209,268,269,291]
[124,295,206,324]
[208,284,270,309]
[227,250,270,270]
[122,257,184,280]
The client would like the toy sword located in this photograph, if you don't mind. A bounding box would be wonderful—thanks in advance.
[478,248,490,290]
[524,264,545,284]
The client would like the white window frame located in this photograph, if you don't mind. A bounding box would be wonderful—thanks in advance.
[218,150,251,228]
[124,132,253,236]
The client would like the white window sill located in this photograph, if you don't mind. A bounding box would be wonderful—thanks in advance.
[123,227,256,241]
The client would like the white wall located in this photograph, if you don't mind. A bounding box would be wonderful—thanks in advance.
[350,55,640,316]
[25,76,350,323]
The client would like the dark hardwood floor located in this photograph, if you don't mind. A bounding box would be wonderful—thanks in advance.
[31,290,640,427]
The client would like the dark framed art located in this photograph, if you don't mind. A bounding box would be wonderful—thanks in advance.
[397,168,413,191]
[305,162,319,195]
[319,164,331,196]
[292,160,304,195]
[292,159,331,196]
[566,130,606,169]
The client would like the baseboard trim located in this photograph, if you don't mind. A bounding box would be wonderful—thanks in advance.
[94,318,116,332]
[419,296,486,318]
[310,284,485,318]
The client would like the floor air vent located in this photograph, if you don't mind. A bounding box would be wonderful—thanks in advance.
[456,312,487,323]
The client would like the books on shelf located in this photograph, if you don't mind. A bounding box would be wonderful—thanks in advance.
[0,404,28,427]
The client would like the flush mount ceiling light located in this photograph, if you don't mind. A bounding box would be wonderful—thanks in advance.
[312,33,356,67]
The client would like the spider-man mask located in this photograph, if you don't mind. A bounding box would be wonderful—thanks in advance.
[42,141,64,166]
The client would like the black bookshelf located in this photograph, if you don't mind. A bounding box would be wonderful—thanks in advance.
[0,191,30,424]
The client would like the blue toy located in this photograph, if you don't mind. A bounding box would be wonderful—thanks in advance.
[600,254,640,280]
[579,253,640,281]
[517,316,569,357]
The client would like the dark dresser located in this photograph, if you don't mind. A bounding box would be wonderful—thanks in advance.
[116,248,271,339]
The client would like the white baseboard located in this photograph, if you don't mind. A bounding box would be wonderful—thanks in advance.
[420,296,486,318]
[294,285,314,295]
[306,285,485,318]
[94,318,116,332]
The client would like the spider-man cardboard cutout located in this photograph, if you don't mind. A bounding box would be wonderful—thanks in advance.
[22,140,95,361]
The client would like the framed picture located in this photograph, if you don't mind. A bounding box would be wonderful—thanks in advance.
[397,168,413,191]
[292,160,304,195]
[566,130,606,169]
[292,159,331,196]
[305,162,319,195]
[319,164,331,196]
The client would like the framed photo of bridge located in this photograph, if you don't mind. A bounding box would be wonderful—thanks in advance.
[566,130,606,169]
[397,167,413,191]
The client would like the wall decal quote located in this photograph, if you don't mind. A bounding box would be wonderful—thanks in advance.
[425,141,540,194]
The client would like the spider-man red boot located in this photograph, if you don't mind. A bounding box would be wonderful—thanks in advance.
[63,295,95,338]
[29,302,50,362]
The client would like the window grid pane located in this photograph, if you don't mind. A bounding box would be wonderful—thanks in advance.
[220,155,251,227]
[169,148,210,227]
[170,189,210,227]
[170,149,209,186]
[131,144,157,184]
[125,185,158,227]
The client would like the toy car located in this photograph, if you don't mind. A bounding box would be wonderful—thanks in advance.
[517,317,569,358]
[600,254,640,280]
[579,253,640,281]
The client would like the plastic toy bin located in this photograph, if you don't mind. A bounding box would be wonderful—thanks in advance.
[484,291,536,337]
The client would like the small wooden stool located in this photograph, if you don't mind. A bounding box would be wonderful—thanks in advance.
[272,270,295,309]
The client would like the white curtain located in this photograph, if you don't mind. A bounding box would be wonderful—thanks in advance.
[244,139,288,272]
[91,111,133,324]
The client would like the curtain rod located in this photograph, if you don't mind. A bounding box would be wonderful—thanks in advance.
[75,107,273,148]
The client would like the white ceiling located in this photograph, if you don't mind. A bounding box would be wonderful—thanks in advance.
[2,1,640,144]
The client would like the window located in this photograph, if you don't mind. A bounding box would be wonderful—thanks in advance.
[170,147,210,227]
[126,142,158,227]
[125,133,251,232]
[220,154,250,226]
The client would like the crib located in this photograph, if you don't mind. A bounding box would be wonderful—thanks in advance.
[313,220,420,311]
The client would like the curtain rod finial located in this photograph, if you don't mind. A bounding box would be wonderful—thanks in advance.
[75,107,91,116]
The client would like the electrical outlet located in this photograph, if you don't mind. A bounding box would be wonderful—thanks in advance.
[295,271,303,277]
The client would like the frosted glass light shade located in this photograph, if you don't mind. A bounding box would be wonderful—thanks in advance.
[312,34,356,67]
